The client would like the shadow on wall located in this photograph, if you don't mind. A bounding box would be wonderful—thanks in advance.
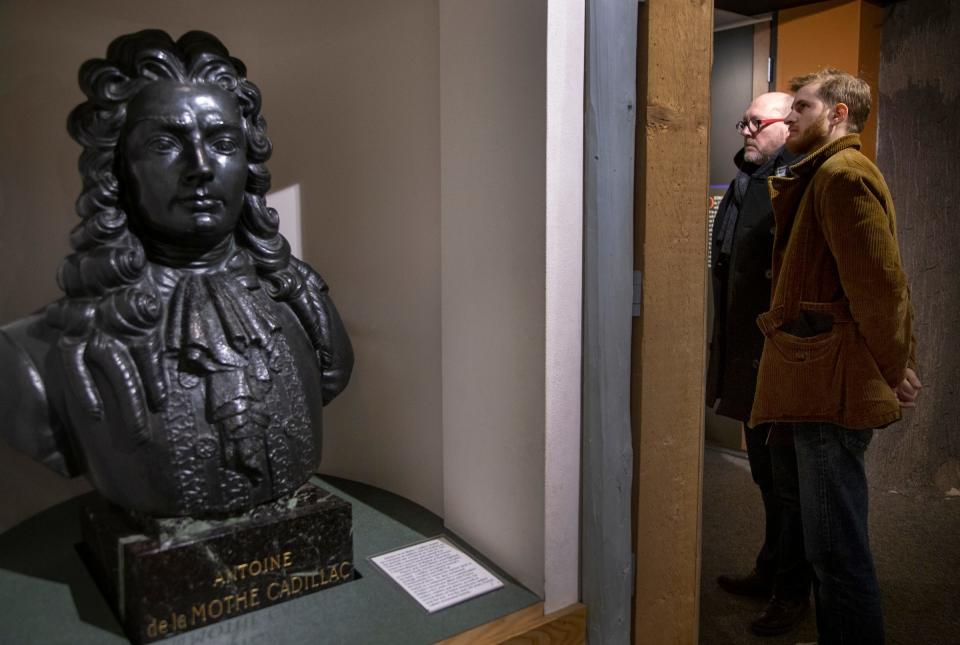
[868,0,960,495]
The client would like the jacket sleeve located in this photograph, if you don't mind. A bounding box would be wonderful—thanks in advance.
[815,166,913,388]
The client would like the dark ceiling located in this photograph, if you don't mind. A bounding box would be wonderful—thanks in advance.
[715,0,895,17]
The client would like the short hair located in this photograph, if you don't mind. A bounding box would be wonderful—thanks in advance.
[789,68,871,133]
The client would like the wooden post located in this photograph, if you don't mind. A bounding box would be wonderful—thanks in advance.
[632,0,711,643]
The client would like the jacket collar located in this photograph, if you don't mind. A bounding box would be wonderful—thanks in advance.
[787,133,861,178]
[765,136,860,282]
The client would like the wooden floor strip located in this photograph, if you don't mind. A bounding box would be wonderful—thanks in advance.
[438,602,586,645]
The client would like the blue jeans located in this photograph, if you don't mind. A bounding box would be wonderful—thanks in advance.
[746,424,811,600]
[787,422,884,645]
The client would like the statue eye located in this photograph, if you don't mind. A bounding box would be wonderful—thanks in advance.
[146,135,180,154]
[210,137,241,155]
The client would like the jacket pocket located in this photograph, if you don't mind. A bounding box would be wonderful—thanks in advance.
[768,327,841,363]
[754,327,844,418]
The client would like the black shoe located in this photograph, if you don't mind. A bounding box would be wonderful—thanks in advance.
[717,569,774,597]
[749,596,810,637]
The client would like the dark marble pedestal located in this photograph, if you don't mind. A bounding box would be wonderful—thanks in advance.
[80,482,353,643]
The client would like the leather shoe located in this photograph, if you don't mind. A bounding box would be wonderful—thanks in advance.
[717,568,774,597]
[750,596,810,636]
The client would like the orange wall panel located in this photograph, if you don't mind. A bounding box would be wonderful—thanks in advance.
[776,0,861,92]
[775,0,883,160]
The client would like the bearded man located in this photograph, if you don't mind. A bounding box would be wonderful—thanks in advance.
[707,92,811,636]
[750,68,921,644]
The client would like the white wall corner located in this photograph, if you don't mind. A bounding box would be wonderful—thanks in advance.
[544,0,585,613]
[267,183,302,259]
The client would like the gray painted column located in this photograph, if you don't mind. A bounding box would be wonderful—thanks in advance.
[581,0,638,642]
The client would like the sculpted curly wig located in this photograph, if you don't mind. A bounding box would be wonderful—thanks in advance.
[50,30,329,424]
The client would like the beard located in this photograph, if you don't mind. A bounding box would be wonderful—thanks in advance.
[742,146,766,165]
[785,114,829,154]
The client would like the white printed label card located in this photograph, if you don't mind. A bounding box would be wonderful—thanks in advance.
[369,537,504,613]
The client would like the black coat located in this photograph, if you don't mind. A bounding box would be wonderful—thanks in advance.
[705,147,798,422]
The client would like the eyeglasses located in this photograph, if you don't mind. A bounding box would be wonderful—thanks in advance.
[735,117,785,134]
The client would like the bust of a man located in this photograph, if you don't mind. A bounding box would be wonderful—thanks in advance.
[0,30,353,517]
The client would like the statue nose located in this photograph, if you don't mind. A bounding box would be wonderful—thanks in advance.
[184,144,214,184]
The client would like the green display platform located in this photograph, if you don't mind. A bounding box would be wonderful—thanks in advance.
[0,476,539,644]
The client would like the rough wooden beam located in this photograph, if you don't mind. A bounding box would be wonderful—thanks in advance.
[632,0,712,643]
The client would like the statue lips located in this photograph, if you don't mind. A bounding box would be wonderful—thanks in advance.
[177,191,225,215]
[178,196,224,211]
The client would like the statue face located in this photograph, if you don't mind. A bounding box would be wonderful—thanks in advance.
[123,82,247,249]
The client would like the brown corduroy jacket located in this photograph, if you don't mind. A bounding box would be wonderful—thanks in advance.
[749,134,915,430]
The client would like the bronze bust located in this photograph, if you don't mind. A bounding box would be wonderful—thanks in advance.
[0,30,353,517]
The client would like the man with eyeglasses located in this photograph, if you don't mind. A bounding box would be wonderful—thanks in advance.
[707,91,811,637]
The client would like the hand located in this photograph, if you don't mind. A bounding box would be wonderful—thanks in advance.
[895,367,922,408]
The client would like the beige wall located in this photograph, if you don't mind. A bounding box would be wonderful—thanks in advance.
[0,0,443,517]
[440,1,547,595]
